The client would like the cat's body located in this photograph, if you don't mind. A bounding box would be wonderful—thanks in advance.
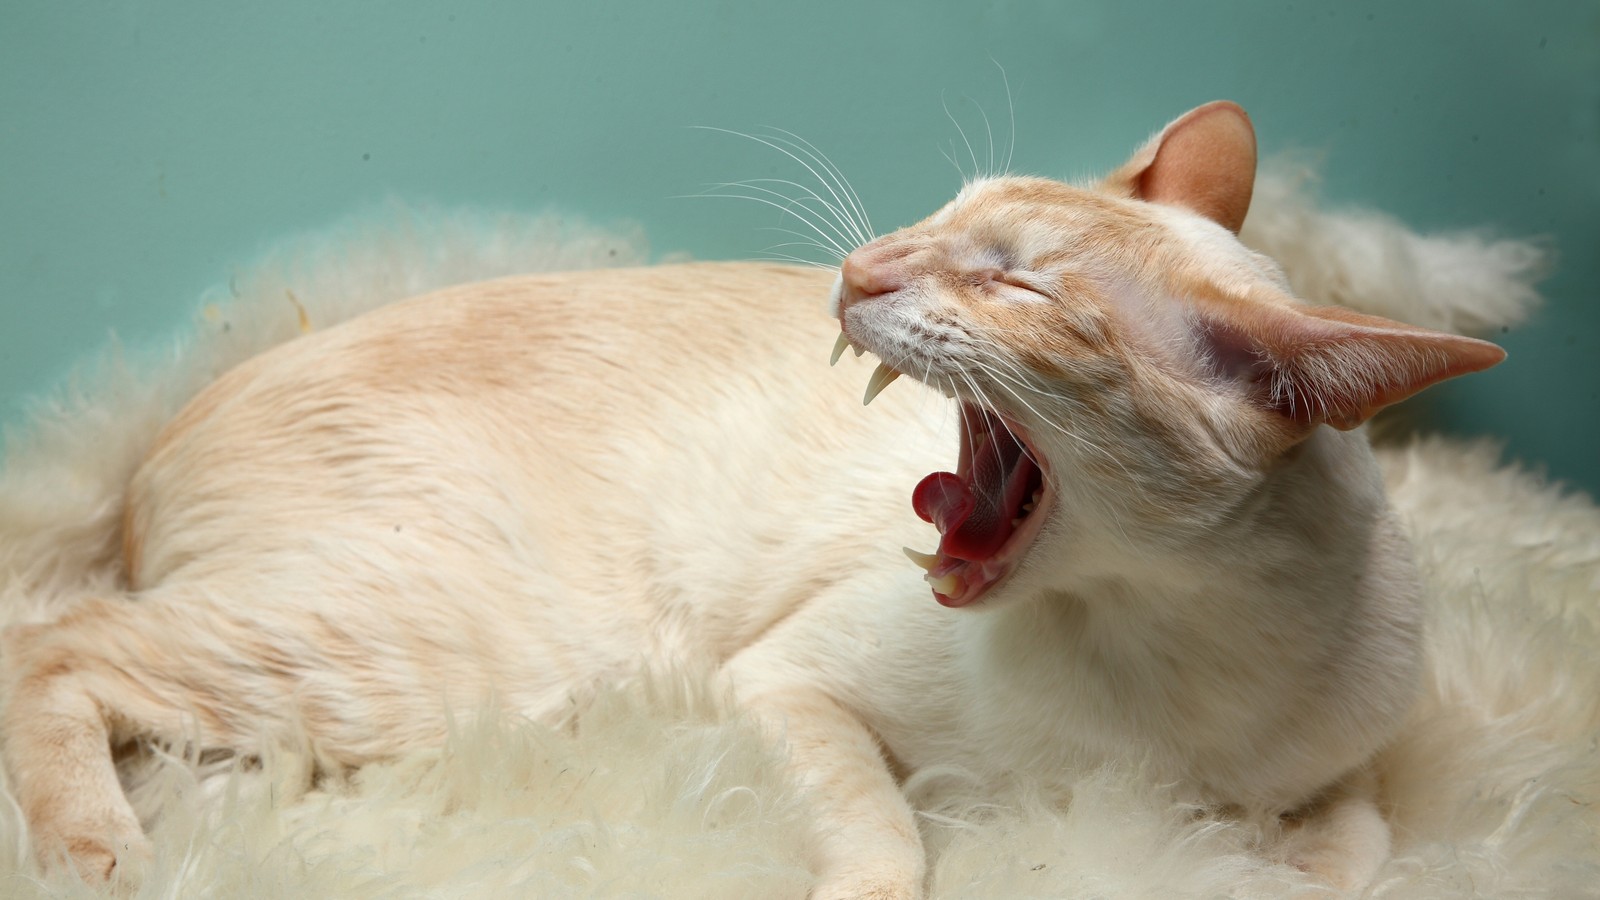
[1,103,1503,898]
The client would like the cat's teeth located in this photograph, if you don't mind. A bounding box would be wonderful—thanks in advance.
[830,332,850,367]
[1021,501,1035,513]
[902,547,940,571]
[862,363,902,405]
[925,572,962,596]
[1031,490,1042,504]
[853,345,866,358]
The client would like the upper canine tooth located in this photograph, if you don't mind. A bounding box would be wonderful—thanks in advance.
[902,547,939,571]
[862,363,902,405]
[830,332,850,366]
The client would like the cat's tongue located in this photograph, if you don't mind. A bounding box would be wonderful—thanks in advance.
[911,425,1020,562]
[911,472,975,544]
[906,406,1046,608]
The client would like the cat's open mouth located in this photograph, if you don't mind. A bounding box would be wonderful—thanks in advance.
[906,404,1050,608]
[834,331,1052,607]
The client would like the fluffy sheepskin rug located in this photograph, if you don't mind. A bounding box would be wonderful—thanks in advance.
[0,182,1594,899]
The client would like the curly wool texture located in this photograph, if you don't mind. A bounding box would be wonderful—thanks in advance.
[0,182,1593,899]
[1239,161,1549,336]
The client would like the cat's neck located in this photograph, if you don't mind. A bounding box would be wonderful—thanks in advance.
[952,427,1422,798]
[992,426,1408,651]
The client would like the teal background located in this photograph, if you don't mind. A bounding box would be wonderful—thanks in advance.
[3,1,1596,496]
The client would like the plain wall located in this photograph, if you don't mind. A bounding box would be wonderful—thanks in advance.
[2,0,1596,495]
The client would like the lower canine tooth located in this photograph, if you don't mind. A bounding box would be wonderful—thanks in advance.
[925,573,962,596]
[862,363,902,405]
[902,547,939,571]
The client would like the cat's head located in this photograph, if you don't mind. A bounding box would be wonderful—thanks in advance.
[832,101,1505,608]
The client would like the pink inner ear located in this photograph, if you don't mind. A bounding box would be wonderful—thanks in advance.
[1197,299,1508,431]
[1126,101,1258,234]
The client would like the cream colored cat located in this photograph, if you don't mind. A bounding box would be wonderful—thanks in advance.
[0,102,1504,898]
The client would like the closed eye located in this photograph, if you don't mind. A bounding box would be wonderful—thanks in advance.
[987,270,1054,301]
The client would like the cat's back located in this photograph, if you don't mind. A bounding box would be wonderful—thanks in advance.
[122,261,944,663]
[148,260,836,431]
[127,262,829,580]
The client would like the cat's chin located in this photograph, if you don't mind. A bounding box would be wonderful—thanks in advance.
[905,404,1052,608]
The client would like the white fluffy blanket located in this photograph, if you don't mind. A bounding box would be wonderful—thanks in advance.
[0,188,1594,899]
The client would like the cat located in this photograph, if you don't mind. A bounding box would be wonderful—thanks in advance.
[0,101,1505,898]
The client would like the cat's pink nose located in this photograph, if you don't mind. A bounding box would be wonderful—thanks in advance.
[838,244,908,313]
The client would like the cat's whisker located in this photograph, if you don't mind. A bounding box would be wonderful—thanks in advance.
[739,132,872,246]
[908,344,960,433]
[941,91,982,184]
[992,57,1017,176]
[753,253,840,272]
[970,360,1134,483]
[696,181,858,258]
[957,373,1047,487]
[958,373,1010,460]
[759,248,842,268]
[692,126,874,249]
[952,371,981,476]
[963,374,1040,472]
[758,233,848,264]
[962,350,1061,403]
[934,141,960,184]
[971,363,1086,447]
[688,191,854,260]
[962,367,1140,546]
[728,177,865,249]
[758,128,877,243]
[763,237,840,252]
[970,96,997,180]
[968,351,1082,412]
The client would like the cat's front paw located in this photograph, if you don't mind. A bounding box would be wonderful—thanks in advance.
[1279,774,1391,892]
[1287,840,1383,893]
[33,821,152,884]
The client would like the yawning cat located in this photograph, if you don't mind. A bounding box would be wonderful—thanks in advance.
[0,101,1503,898]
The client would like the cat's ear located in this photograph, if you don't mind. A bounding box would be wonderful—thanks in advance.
[1105,101,1257,234]
[1194,296,1506,432]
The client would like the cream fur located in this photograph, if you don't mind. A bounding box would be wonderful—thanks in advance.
[0,175,1592,899]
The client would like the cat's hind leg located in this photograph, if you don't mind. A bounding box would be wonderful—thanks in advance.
[0,591,295,881]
